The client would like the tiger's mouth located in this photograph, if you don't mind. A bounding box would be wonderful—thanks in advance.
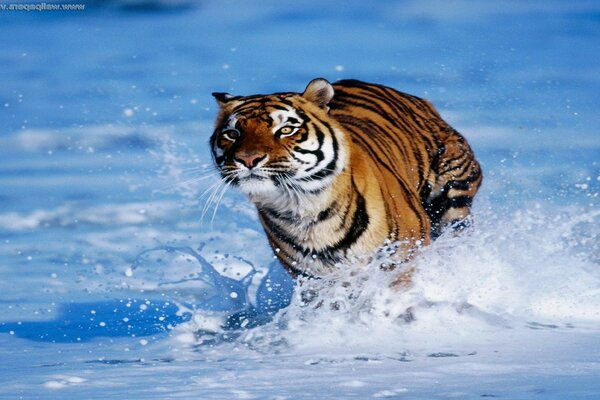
[222,164,305,197]
[218,165,276,195]
[227,166,272,182]
[237,173,268,182]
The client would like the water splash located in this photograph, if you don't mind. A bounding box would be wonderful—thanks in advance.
[127,246,294,336]
[233,205,600,353]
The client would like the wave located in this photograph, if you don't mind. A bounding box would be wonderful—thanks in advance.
[0,201,178,231]
[0,122,209,157]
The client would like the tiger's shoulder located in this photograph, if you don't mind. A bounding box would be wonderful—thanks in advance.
[330,79,439,116]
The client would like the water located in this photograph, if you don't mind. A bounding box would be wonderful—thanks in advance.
[1,1,599,398]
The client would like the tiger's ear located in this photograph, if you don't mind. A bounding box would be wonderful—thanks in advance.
[212,92,235,107]
[302,78,334,110]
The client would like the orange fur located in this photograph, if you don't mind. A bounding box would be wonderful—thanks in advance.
[210,79,482,278]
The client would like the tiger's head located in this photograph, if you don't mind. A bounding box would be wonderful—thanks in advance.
[210,78,347,200]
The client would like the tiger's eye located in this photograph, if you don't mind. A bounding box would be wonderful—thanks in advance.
[222,129,240,140]
[279,126,294,135]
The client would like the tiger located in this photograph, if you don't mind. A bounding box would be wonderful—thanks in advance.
[210,78,482,279]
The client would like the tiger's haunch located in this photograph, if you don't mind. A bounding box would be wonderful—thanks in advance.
[209,78,482,278]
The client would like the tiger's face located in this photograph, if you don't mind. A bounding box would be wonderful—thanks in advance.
[210,79,346,199]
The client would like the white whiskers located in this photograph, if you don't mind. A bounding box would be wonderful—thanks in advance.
[209,175,236,227]
[158,167,220,194]
[199,172,238,228]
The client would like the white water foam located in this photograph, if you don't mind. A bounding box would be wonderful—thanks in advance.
[167,203,600,356]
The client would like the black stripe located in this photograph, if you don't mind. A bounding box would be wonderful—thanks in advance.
[297,128,309,142]
[304,119,339,181]
[295,126,325,170]
[333,89,413,136]
[335,83,429,132]
[333,89,390,117]
[316,201,338,222]
[260,212,299,248]
[263,207,297,222]
[335,79,423,103]
[332,92,414,156]
[291,153,311,165]
[338,182,356,229]
[327,181,369,252]
[445,171,482,190]
[447,196,472,208]
[302,179,369,263]
[336,114,410,170]
[269,240,317,279]
[439,159,468,176]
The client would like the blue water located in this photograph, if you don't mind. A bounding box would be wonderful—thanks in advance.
[1,1,599,398]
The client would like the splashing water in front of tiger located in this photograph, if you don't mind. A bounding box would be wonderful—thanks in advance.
[165,202,599,356]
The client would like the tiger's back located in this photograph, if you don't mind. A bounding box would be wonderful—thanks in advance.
[330,79,482,240]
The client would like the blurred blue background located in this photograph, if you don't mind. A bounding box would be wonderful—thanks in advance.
[0,1,598,398]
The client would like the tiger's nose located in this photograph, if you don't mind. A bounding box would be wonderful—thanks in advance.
[234,153,267,169]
